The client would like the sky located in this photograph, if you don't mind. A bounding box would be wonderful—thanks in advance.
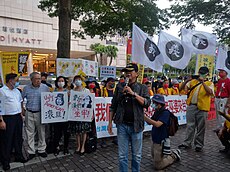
[155,0,213,39]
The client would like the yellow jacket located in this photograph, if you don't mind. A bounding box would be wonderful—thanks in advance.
[171,87,179,95]
[157,87,172,95]
[101,86,115,97]
[186,79,213,111]
[179,82,187,95]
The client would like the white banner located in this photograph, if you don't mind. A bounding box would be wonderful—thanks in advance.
[158,31,192,69]
[132,24,163,72]
[144,95,187,131]
[216,44,230,76]
[181,28,217,56]
[94,97,117,138]
[41,92,68,124]
[100,66,116,79]
[68,91,95,122]
[56,58,98,77]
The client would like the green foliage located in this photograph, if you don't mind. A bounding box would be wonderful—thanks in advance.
[38,0,169,39]
[167,0,230,43]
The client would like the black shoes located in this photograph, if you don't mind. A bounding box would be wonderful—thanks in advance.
[15,157,28,163]
[28,154,36,160]
[195,147,203,152]
[2,163,10,171]
[178,144,190,149]
[63,149,69,155]
[38,152,47,158]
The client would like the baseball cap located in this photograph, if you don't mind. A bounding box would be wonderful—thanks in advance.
[121,63,138,72]
[152,94,166,104]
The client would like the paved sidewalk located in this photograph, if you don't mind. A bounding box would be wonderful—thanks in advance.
[1,120,230,172]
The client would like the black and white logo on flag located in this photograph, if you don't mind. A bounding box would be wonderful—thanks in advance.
[225,51,230,70]
[191,34,208,50]
[165,41,184,61]
[144,38,160,61]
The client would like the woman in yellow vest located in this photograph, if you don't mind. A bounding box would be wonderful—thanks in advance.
[157,79,171,95]
[171,79,179,95]
[145,81,154,96]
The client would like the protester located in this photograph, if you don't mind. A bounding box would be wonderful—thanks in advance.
[214,69,230,130]
[178,66,214,152]
[22,72,50,159]
[53,76,70,155]
[178,76,187,95]
[0,73,27,171]
[72,75,92,156]
[157,79,172,95]
[216,111,230,153]
[152,75,162,94]
[119,75,125,84]
[100,77,117,146]
[171,79,180,95]
[108,63,151,172]
[144,94,181,170]
[145,81,154,96]
[41,72,52,88]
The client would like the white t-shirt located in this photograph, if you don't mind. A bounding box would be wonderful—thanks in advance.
[0,85,23,115]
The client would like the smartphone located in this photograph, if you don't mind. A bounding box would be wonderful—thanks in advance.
[191,75,199,80]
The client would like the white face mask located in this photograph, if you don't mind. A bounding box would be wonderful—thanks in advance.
[75,80,82,86]
[58,81,65,88]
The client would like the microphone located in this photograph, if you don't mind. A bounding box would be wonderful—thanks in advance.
[125,77,129,86]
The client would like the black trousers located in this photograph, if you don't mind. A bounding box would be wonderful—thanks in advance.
[0,114,23,165]
[53,122,70,150]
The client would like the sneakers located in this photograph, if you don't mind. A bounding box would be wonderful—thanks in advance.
[172,149,181,161]
[178,144,190,149]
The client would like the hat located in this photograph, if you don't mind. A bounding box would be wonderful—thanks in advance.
[106,77,115,82]
[121,63,138,72]
[85,77,96,83]
[218,68,228,74]
[152,94,165,104]
[198,66,209,75]
[172,79,179,85]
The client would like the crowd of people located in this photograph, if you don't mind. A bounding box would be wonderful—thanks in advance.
[0,64,230,171]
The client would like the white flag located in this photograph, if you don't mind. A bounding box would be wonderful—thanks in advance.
[158,31,192,69]
[132,24,163,72]
[181,28,217,55]
[216,44,230,74]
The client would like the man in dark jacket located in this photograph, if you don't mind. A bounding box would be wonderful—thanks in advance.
[108,63,151,172]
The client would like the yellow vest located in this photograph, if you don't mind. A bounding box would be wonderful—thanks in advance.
[157,87,172,95]
[186,79,213,111]
[179,82,187,95]
[101,87,115,97]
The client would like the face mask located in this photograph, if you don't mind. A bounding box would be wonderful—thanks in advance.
[110,84,115,88]
[163,84,169,88]
[88,83,95,89]
[14,82,20,88]
[58,81,65,88]
[178,80,182,83]
[75,80,82,86]
[219,73,226,78]
[120,79,125,83]
[174,84,179,88]
[200,74,206,78]
[151,103,156,110]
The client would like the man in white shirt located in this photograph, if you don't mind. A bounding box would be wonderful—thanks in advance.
[0,73,27,171]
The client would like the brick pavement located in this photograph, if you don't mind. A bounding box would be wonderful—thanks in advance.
[0,119,230,172]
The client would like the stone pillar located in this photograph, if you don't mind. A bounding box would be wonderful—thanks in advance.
[27,52,33,75]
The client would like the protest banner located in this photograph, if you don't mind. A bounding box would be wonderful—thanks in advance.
[68,91,95,122]
[57,58,98,77]
[195,54,214,78]
[144,95,187,132]
[94,97,117,138]
[0,57,4,85]
[41,92,68,124]
[100,66,116,79]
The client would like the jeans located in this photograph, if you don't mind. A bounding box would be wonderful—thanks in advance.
[117,124,143,172]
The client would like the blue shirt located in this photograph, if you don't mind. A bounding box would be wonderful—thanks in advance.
[22,83,49,111]
[151,108,170,144]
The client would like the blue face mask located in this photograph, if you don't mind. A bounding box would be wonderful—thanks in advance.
[151,103,156,110]
[14,82,20,88]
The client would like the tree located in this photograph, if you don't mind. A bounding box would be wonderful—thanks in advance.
[105,45,118,66]
[38,0,169,58]
[90,43,106,65]
[167,0,230,44]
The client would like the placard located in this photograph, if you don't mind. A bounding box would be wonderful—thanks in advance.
[68,91,95,122]
[100,66,116,78]
[41,92,68,123]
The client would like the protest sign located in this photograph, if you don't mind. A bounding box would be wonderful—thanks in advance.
[94,97,117,138]
[68,91,95,122]
[57,58,98,77]
[100,66,116,78]
[41,92,68,123]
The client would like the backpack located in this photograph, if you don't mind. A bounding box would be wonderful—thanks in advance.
[165,110,179,136]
